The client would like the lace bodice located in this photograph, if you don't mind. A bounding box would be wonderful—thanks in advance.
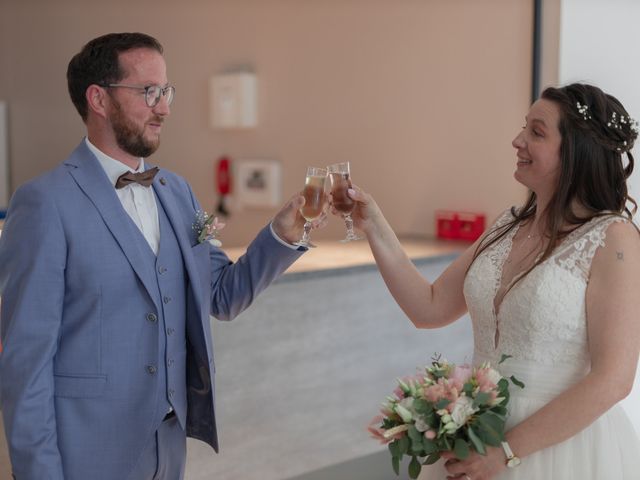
[464,210,626,366]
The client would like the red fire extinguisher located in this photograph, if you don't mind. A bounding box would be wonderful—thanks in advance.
[215,156,232,216]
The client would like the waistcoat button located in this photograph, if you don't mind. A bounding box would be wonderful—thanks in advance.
[146,365,157,375]
[146,313,157,323]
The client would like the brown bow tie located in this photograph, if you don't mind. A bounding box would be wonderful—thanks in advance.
[115,167,159,189]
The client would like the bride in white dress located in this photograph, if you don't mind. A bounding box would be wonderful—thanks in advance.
[344,83,640,479]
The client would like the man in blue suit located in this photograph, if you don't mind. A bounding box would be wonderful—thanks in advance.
[0,32,310,479]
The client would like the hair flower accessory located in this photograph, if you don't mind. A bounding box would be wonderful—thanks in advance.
[193,210,225,247]
[576,101,591,120]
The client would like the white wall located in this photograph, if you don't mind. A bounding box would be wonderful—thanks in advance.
[558,0,640,434]
[559,0,640,199]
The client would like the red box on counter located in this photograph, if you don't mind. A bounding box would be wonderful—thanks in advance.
[435,210,486,241]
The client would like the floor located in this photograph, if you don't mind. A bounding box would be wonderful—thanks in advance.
[3,237,640,479]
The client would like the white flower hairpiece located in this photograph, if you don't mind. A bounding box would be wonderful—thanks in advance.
[576,102,591,120]
[608,111,639,134]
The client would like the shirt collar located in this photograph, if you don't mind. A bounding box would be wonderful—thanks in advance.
[85,137,146,188]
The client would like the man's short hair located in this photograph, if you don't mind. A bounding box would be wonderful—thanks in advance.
[67,32,163,121]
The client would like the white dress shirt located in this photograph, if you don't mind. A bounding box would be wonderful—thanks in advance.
[86,138,160,255]
[86,138,299,254]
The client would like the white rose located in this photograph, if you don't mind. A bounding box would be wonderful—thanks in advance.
[486,368,502,385]
[451,396,477,427]
[414,416,430,432]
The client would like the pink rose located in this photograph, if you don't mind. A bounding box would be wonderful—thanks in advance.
[424,429,437,440]
[450,365,473,390]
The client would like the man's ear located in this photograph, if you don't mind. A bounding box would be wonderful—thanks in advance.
[86,84,109,119]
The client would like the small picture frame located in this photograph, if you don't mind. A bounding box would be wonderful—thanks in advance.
[235,159,282,208]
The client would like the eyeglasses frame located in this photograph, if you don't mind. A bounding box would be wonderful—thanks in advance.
[101,83,175,108]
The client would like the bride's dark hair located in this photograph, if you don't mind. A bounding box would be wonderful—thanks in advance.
[469,83,638,276]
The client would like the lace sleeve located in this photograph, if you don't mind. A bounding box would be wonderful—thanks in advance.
[554,216,628,282]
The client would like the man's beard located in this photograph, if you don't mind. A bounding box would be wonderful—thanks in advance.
[110,100,161,158]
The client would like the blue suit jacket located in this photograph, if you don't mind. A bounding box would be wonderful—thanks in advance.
[0,141,303,479]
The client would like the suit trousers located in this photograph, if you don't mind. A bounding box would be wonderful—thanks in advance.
[128,413,187,480]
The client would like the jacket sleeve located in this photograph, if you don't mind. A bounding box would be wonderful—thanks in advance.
[0,182,66,479]
[182,181,303,321]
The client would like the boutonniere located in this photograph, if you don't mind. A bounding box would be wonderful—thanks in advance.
[193,210,225,247]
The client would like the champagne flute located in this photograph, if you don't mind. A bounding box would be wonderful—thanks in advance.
[328,162,363,242]
[294,166,328,248]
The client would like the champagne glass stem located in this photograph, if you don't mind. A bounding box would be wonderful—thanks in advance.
[341,213,362,243]
[294,221,315,248]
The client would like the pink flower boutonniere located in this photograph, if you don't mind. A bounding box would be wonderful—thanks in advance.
[193,210,225,247]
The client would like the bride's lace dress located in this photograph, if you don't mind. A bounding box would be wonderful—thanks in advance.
[418,210,640,479]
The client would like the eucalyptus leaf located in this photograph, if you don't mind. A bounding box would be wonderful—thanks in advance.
[435,398,451,410]
[454,438,470,460]
[392,455,400,475]
[424,453,441,465]
[410,437,424,456]
[510,375,526,389]
[476,412,505,446]
[389,440,400,458]
[473,391,491,408]
[491,405,507,416]
[398,436,410,455]
[408,456,422,479]
[408,425,423,442]
[499,354,513,364]
[423,437,439,455]
[467,427,487,455]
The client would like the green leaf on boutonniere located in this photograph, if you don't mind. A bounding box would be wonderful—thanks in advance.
[463,382,474,396]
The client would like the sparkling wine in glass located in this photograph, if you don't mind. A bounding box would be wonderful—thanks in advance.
[294,166,327,248]
[328,162,362,242]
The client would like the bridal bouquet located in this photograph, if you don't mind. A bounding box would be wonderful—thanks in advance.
[368,354,524,479]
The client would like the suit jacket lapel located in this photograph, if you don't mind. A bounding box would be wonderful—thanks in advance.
[152,172,205,319]
[66,143,161,312]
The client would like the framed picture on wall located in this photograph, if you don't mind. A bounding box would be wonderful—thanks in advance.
[234,159,282,208]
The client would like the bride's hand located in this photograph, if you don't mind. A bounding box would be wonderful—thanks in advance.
[442,447,506,480]
[329,184,381,237]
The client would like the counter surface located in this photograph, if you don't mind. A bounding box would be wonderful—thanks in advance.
[224,237,470,275]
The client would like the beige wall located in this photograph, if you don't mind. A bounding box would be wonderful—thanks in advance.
[0,0,534,246]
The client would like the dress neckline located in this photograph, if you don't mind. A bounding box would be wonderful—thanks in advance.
[489,214,615,348]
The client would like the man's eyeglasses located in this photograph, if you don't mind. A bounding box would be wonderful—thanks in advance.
[102,83,175,108]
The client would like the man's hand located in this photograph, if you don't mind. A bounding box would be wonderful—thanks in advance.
[272,193,328,245]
